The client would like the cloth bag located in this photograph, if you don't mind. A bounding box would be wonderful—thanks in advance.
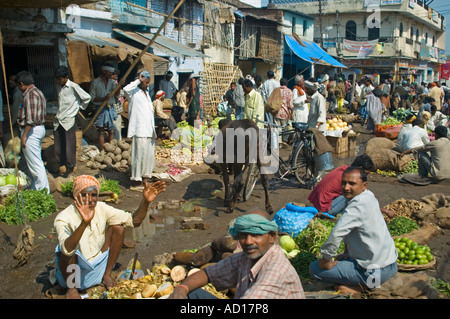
[265,87,283,116]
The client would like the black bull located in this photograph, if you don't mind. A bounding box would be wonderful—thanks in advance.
[205,119,273,214]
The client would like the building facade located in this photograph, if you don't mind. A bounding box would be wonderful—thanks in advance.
[272,0,447,84]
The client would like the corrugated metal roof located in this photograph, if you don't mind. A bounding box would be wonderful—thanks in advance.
[66,34,119,48]
[113,28,207,58]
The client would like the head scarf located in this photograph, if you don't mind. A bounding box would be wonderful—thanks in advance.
[155,90,165,99]
[304,80,320,91]
[229,214,278,238]
[101,66,115,73]
[140,70,151,79]
[73,175,100,199]
[405,114,416,123]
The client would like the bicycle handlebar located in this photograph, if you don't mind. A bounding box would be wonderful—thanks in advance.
[256,118,288,129]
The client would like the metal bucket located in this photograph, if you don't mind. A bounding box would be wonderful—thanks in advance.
[316,151,334,172]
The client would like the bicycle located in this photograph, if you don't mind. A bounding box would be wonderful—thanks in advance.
[241,119,318,200]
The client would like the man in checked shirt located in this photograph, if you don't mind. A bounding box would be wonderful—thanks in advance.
[169,209,305,299]
[15,71,50,192]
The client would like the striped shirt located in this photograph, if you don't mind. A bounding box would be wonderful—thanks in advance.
[18,85,46,127]
[205,244,305,299]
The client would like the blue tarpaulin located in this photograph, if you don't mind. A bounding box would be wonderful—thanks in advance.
[285,35,347,68]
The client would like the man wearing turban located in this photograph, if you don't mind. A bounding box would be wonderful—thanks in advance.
[169,209,305,299]
[53,175,166,298]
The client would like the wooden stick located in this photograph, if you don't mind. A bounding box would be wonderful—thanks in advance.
[82,0,186,134]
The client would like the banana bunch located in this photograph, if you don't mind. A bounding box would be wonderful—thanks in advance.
[160,138,179,149]
[104,193,119,203]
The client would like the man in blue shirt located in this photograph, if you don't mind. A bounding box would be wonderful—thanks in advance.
[309,166,398,296]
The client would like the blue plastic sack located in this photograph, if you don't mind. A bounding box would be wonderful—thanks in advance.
[274,203,318,237]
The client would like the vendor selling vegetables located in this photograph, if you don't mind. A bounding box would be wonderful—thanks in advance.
[309,167,398,295]
[53,175,166,299]
[169,209,305,299]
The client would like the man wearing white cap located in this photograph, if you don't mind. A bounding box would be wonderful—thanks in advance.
[304,79,327,132]
[89,65,119,151]
[123,71,157,191]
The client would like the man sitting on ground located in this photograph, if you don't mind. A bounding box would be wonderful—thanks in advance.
[401,125,450,183]
[169,208,305,299]
[308,154,395,218]
[54,175,166,299]
[309,167,398,296]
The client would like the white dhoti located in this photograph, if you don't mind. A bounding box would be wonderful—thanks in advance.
[131,136,155,181]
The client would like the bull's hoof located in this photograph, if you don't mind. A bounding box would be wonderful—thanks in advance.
[266,206,274,215]
[225,207,234,214]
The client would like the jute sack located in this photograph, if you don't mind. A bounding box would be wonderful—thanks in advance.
[365,137,396,154]
[265,87,283,116]
[366,148,399,171]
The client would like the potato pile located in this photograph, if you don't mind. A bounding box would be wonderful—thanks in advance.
[86,139,131,172]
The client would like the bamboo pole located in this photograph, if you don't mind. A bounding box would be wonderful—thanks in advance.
[82,0,186,134]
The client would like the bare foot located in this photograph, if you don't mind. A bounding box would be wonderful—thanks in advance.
[102,274,117,290]
[65,288,82,299]
[334,284,363,296]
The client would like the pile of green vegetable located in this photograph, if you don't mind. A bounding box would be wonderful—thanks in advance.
[289,251,317,279]
[387,216,419,236]
[392,108,414,123]
[60,176,122,197]
[380,117,402,126]
[294,218,345,257]
[395,236,434,265]
[0,189,56,225]
[401,160,418,174]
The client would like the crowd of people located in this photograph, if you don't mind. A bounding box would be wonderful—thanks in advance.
[2,66,449,300]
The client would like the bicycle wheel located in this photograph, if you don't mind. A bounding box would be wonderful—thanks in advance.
[292,142,316,186]
[242,163,259,201]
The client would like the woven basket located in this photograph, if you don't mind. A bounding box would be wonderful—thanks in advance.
[398,258,436,272]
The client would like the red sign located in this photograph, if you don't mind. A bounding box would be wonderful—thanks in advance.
[441,62,450,80]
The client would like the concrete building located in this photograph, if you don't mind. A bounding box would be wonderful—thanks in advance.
[272,0,447,84]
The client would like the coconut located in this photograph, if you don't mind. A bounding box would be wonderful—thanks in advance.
[187,268,201,277]
[170,265,186,282]
[141,284,157,298]
[155,282,173,298]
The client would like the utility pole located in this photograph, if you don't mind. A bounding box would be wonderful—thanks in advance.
[335,10,341,57]
[319,0,323,48]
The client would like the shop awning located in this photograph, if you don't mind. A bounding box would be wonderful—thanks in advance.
[285,34,346,68]
[66,34,169,83]
[113,28,208,58]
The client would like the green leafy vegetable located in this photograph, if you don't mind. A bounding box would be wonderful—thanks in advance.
[60,177,122,197]
[289,251,317,279]
[387,216,419,236]
[0,189,56,225]
[294,218,345,257]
